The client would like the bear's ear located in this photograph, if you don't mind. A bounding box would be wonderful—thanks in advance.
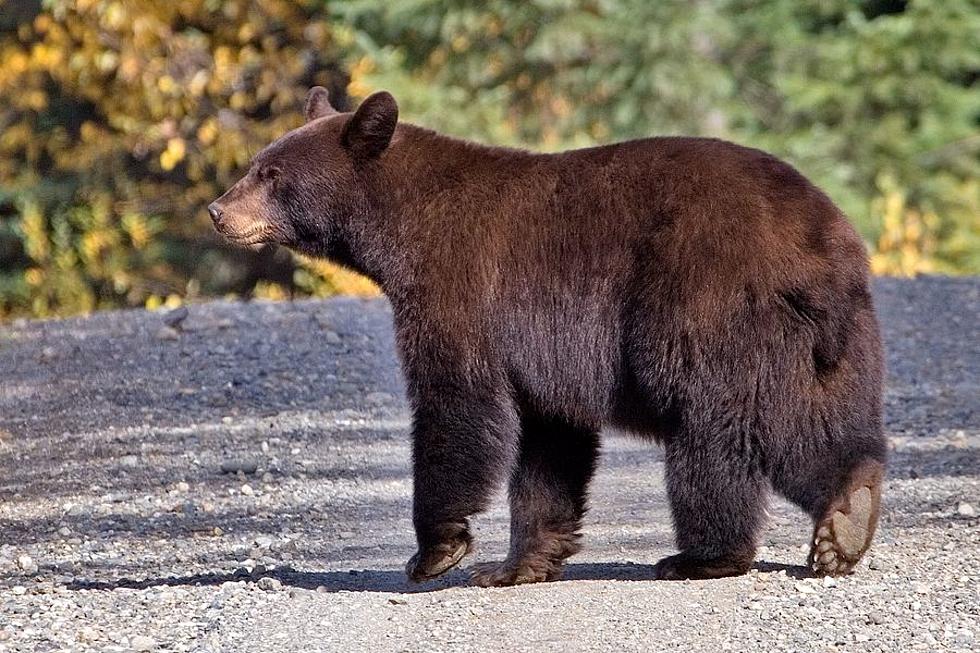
[341,91,398,160]
[305,86,338,122]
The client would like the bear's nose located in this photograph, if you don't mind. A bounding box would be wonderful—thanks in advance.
[208,203,223,226]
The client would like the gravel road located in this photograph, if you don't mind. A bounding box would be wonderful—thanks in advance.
[0,276,978,652]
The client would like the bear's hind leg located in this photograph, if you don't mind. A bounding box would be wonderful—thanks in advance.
[807,459,883,576]
[654,433,767,580]
[771,446,885,577]
[471,413,599,587]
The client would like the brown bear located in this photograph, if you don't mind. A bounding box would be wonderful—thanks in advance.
[209,87,886,586]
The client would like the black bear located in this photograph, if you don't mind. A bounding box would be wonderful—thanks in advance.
[210,87,886,586]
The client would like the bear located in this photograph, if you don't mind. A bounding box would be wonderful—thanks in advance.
[209,87,887,586]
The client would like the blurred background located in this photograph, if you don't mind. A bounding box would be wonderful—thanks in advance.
[0,0,977,321]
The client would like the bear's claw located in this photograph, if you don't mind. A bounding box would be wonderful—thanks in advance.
[405,537,471,582]
[470,556,563,587]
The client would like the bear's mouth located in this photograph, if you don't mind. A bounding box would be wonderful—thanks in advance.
[222,223,272,247]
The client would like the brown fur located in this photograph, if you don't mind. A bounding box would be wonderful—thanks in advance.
[211,88,886,586]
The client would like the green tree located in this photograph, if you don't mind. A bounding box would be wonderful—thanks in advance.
[335,0,980,274]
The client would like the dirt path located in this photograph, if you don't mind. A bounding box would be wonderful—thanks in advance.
[1,277,978,652]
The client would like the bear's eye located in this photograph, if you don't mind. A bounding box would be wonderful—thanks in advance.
[258,166,281,187]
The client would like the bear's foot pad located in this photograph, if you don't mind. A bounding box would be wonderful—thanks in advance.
[809,470,882,576]
[653,551,754,581]
[406,535,472,583]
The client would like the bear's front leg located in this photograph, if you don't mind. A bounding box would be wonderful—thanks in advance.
[404,386,519,582]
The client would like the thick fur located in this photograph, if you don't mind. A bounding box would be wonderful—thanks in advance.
[211,89,887,585]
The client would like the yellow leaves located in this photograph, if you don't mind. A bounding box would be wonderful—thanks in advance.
[20,201,50,263]
[4,50,29,75]
[196,119,218,146]
[24,90,47,111]
[188,70,209,97]
[159,137,186,171]
[145,294,182,311]
[869,176,939,276]
[347,56,377,98]
[238,23,256,43]
[157,75,177,94]
[253,281,288,301]
[79,121,99,142]
[30,42,64,69]
[24,269,44,287]
[293,254,380,298]
[121,213,159,249]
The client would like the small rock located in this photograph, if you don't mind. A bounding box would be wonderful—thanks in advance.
[221,460,258,475]
[324,330,342,344]
[130,634,157,651]
[388,598,408,605]
[162,306,189,330]
[256,577,282,592]
[794,581,817,594]
[956,502,976,517]
[155,325,180,341]
[78,627,100,642]
[338,531,355,540]
[175,481,190,493]
[822,576,837,588]
[868,611,886,625]
[240,484,255,496]
[955,629,975,644]
[11,585,26,596]
[17,554,38,574]
[57,526,71,537]
[253,536,275,550]
[119,454,139,468]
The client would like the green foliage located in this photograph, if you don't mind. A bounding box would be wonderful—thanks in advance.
[336,0,980,274]
[0,0,977,320]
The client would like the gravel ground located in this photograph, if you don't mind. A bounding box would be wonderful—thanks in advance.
[0,276,977,653]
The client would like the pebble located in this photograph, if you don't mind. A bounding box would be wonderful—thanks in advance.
[130,634,157,651]
[256,577,282,592]
[956,502,976,517]
[174,481,190,493]
[822,576,837,588]
[240,484,255,496]
[155,325,180,341]
[11,586,26,596]
[119,454,139,467]
[17,554,37,574]
[868,611,886,625]
[162,306,189,330]
[220,460,258,475]
[324,330,342,344]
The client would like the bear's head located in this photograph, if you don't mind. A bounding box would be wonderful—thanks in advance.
[208,87,398,255]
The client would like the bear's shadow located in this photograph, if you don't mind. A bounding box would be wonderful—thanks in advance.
[65,560,811,594]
